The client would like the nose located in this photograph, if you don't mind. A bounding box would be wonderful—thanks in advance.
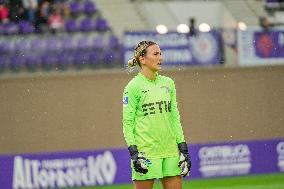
[159,55,163,62]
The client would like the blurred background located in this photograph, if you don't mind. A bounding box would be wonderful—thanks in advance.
[0,0,284,189]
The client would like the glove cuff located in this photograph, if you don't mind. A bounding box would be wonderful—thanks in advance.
[128,145,138,159]
[178,142,189,155]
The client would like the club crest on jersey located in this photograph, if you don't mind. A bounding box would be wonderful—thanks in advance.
[160,85,170,93]
[123,96,128,105]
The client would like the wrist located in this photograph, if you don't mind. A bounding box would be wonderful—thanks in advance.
[178,142,189,155]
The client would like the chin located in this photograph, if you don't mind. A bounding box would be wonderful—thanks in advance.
[151,65,161,72]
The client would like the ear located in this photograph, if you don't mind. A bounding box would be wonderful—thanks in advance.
[139,56,146,65]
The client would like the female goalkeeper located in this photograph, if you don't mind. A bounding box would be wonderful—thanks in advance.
[122,40,191,189]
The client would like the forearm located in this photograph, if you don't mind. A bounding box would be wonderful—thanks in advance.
[122,83,138,146]
[170,80,185,143]
[122,120,135,146]
[171,106,185,144]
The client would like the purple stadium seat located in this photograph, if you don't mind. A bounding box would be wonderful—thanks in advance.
[80,18,96,32]
[0,56,9,71]
[76,36,90,49]
[25,55,40,71]
[18,21,35,34]
[103,50,115,66]
[30,38,46,52]
[2,22,19,35]
[89,50,103,68]
[93,35,104,50]
[65,19,80,32]
[73,50,90,69]
[14,40,30,53]
[95,17,110,32]
[84,1,97,15]
[69,1,83,15]
[0,40,13,53]
[9,55,25,71]
[41,54,58,70]
[62,36,75,51]
[108,35,120,49]
[45,37,62,52]
[57,51,74,70]
[103,49,122,67]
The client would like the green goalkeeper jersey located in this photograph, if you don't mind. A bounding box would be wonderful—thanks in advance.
[123,72,185,159]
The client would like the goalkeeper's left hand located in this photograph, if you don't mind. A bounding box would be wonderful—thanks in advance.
[178,142,192,177]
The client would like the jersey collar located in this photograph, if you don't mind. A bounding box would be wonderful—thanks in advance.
[138,72,160,83]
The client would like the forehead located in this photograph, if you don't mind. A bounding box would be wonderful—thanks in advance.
[147,44,161,53]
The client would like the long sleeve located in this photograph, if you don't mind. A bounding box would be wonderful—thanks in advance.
[170,80,185,144]
[122,82,139,146]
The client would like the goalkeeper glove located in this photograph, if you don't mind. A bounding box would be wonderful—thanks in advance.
[128,145,148,174]
[178,142,192,177]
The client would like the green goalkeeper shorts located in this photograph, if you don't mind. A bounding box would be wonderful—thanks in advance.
[132,156,182,181]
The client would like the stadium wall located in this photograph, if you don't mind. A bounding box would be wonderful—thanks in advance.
[0,65,283,155]
[138,1,236,30]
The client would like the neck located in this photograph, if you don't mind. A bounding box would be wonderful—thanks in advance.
[141,67,157,80]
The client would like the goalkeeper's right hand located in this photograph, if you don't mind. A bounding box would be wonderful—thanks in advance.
[128,145,148,174]
[178,142,192,177]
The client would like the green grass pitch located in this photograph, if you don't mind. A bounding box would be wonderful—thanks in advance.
[71,173,284,189]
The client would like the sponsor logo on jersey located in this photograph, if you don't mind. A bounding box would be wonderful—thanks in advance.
[142,100,171,116]
[160,86,170,93]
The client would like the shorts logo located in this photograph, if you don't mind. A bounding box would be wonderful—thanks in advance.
[123,96,128,105]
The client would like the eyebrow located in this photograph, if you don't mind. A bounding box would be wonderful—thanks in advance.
[153,51,161,54]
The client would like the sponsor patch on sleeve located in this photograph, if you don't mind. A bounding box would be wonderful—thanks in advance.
[123,96,128,105]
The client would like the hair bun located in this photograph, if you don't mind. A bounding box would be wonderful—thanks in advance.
[127,58,137,68]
